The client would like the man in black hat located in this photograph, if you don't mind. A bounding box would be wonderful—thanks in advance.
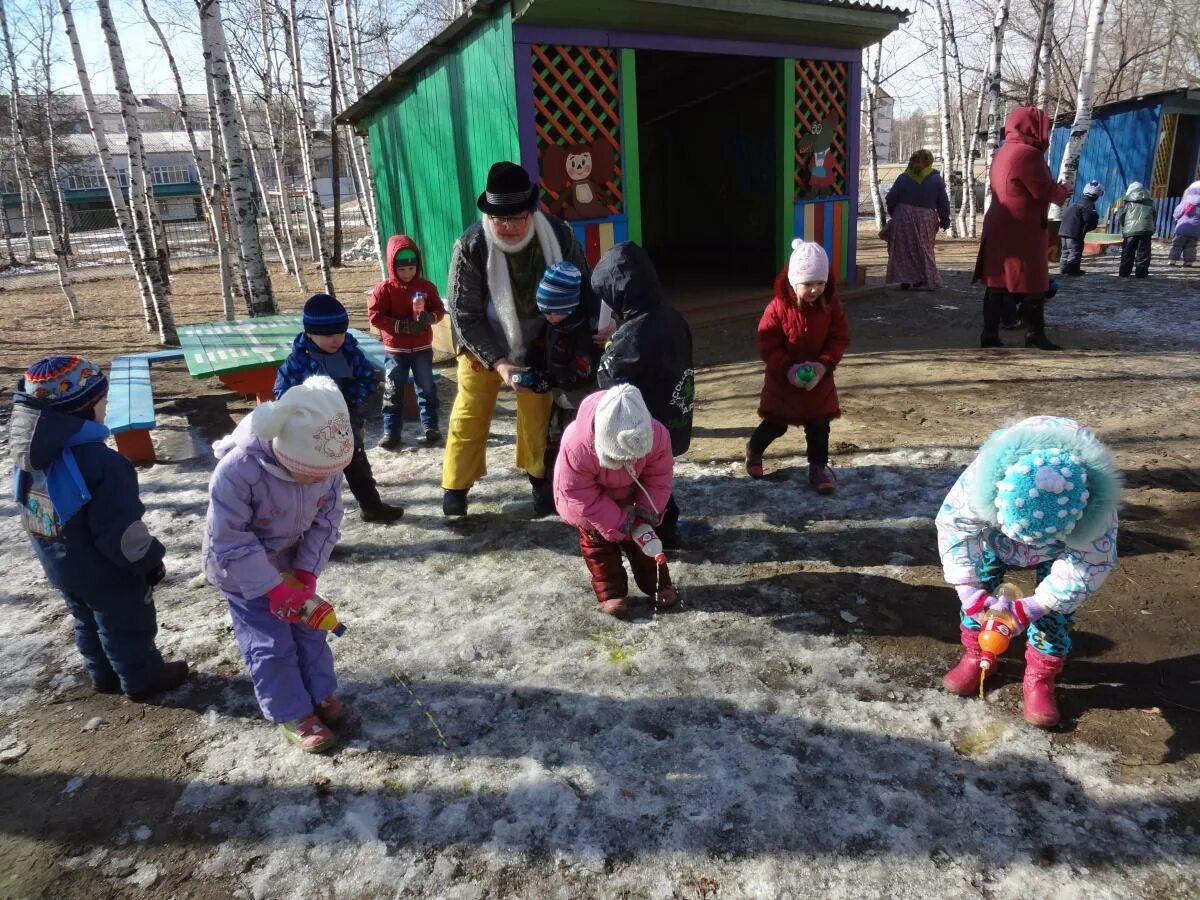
[441,161,595,518]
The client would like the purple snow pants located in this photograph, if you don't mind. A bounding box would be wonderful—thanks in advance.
[226,593,337,723]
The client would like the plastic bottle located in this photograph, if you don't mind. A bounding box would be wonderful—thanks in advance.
[795,364,815,384]
[412,291,426,319]
[280,573,347,637]
[976,582,1020,696]
[631,520,666,565]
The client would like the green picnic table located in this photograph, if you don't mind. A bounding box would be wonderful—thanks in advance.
[178,314,391,401]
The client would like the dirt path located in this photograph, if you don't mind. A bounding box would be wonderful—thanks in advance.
[1,236,1197,898]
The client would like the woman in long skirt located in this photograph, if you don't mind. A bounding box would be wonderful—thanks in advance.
[885,149,951,289]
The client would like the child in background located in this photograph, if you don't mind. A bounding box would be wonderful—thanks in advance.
[518,261,601,513]
[1168,181,1200,267]
[275,293,404,524]
[1117,182,1155,278]
[553,384,677,618]
[591,242,694,547]
[9,356,188,700]
[1057,181,1103,276]
[367,235,446,448]
[936,416,1121,727]
[203,376,353,753]
[745,240,850,494]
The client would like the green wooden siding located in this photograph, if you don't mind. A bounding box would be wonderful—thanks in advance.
[367,6,519,296]
[618,48,642,244]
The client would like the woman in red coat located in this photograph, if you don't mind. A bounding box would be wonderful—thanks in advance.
[975,106,1071,350]
[745,240,850,494]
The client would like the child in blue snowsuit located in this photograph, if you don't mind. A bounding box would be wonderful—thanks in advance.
[9,356,188,699]
[936,416,1120,728]
[1058,181,1103,276]
[274,292,403,523]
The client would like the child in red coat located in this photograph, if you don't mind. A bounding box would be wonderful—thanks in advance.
[367,234,446,448]
[745,240,850,493]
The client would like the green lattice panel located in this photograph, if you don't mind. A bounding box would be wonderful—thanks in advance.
[794,59,849,199]
[532,44,623,215]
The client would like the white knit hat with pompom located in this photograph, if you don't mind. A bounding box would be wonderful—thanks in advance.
[251,375,354,478]
[593,384,654,470]
[787,239,830,287]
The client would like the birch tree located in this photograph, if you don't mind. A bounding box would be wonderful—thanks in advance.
[203,58,238,320]
[342,0,378,239]
[1,47,33,261]
[863,45,886,230]
[982,0,1012,215]
[96,0,177,343]
[0,2,78,319]
[58,0,160,332]
[281,0,334,292]
[933,0,957,233]
[1050,0,1108,220]
[199,0,276,315]
[257,0,307,290]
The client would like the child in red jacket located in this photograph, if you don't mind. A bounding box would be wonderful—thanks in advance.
[745,240,850,493]
[367,235,446,448]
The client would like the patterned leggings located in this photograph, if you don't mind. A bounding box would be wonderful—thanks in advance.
[958,548,1075,657]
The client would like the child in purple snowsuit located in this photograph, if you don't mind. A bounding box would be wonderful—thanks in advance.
[1168,181,1200,267]
[202,375,354,753]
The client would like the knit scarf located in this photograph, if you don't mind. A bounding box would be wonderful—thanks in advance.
[482,212,563,365]
[905,164,935,184]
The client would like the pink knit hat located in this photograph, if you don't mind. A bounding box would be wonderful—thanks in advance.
[787,239,830,286]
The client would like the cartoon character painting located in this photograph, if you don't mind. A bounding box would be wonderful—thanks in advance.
[797,115,841,199]
[541,138,616,220]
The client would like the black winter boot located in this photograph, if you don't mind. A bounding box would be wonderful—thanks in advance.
[980,289,1004,347]
[1023,297,1063,351]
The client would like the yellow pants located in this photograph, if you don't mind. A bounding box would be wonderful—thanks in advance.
[441,353,555,490]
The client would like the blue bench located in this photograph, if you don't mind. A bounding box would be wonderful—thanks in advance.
[106,349,184,463]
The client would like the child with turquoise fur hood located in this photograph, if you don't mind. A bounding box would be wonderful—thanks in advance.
[935,416,1121,728]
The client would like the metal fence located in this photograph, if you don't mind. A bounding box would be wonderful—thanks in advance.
[0,196,371,287]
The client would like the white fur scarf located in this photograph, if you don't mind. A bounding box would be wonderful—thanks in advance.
[482,211,563,365]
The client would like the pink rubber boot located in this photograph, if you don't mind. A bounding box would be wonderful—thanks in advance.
[942,625,984,696]
[1022,643,1066,728]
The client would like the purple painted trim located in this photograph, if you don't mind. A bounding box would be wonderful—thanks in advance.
[846,53,862,281]
[512,25,859,63]
[514,43,540,183]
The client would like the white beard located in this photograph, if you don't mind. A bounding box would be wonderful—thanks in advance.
[481,212,564,364]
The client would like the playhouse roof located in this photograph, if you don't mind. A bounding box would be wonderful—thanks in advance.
[1051,86,1200,125]
[341,0,908,126]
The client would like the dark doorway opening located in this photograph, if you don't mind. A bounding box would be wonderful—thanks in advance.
[635,49,777,300]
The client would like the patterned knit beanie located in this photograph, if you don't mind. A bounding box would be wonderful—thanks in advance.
[251,375,354,478]
[536,261,582,315]
[303,293,349,335]
[994,449,1090,544]
[22,355,109,415]
[1083,181,1104,199]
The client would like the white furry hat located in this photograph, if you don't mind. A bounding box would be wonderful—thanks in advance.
[787,239,829,287]
[251,375,354,478]
[593,384,654,470]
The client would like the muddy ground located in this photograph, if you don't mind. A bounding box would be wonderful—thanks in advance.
[0,229,1197,898]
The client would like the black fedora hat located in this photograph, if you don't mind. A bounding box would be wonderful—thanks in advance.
[477,161,540,216]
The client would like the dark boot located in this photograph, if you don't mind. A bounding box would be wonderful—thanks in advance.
[126,660,189,702]
[1023,297,1062,351]
[443,488,468,518]
[378,433,403,451]
[361,501,404,524]
[529,475,555,518]
[980,289,1004,347]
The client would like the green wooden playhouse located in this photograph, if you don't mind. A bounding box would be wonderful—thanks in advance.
[342,0,906,299]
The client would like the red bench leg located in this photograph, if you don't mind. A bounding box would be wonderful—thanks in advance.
[115,429,156,464]
[219,366,279,403]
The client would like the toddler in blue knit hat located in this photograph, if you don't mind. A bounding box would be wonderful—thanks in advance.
[935,416,1121,728]
[9,355,189,700]
[274,293,404,523]
[512,261,602,512]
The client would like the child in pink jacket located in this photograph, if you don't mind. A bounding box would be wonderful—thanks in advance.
[553,384,677,617]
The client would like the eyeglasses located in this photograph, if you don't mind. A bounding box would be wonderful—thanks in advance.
[489,213,531,228]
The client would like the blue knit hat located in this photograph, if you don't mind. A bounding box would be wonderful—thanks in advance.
[994,449,1090,544]
[22,355,109,414]
[303,293,349,335]
[1083,181,1104,199]
[536,261,582,315]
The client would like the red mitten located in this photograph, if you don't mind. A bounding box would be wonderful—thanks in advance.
[291,569,317,591]
[267,579,314,623]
